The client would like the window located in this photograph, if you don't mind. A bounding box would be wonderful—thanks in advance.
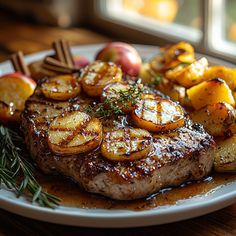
[97,0,202,43]
[208,0,236,60]
[92,0,236,63]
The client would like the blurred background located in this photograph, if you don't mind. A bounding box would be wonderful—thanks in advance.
[0,0,235,62]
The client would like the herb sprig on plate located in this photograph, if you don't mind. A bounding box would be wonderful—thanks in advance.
[0,125,60,208]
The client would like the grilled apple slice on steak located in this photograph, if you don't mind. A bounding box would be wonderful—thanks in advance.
[132,98,185,132]
[81,61,122,97]
[101,82,140,113]
[48,111,102,155]
[101,127,152,161]
[42,75,81,101]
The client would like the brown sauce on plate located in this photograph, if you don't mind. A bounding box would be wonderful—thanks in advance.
[35,172,236,211]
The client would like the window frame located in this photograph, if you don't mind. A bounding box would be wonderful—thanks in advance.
[88,0,236,64]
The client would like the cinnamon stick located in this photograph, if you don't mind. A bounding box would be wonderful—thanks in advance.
[52,39,74,68]
[10,51,31,77]
[43,56,79,74]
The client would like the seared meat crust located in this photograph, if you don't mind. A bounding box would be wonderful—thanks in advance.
[21,85,215,200]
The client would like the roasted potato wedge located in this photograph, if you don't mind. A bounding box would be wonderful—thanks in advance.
[101,127,152,161]
[165,58,208,88]
[214,135,236,172]
[81,61,122,97]
[48,111,102,155]
[132,98,185,132]
[42,75,81,101]
[187,78,235,110]
[190,103,236,137]
[204,66,236,90]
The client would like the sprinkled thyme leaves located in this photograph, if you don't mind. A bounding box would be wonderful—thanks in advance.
[0,125,60,208]
[148,74,163,87]
[177,62,191,67]
[85,80,143,118]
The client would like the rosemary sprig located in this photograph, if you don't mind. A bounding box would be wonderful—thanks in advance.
[85,80,143,118]
[0,125,60,208]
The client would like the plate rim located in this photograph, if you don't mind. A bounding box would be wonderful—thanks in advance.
[0,43,236,228]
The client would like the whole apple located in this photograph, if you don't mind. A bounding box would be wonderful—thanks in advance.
[95,42,142,77]
[73,55,90,68]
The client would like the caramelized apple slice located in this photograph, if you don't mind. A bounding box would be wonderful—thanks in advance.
[132,98,185,132]
[81,61,122,97]
[101,82,138,113]
[48,111,102,155]
[42,75,81,101]
[165,58,208,88]
[0,72,36,124]
[101,127,152,161]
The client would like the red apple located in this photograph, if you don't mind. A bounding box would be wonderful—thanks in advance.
[95,42,142,77]
[73,55,90,68]
[0,72,36,124]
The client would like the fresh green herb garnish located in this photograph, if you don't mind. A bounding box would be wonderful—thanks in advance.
[177,62,191,67]
[0,125,60,208]
[148,74,163,87]
[85,80,143,118]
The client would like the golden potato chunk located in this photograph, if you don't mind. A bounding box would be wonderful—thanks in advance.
[81,61,122,97]
[204,66,236,90]
[132,98,185,132]
[48,111,102,155]
[165,58,208,88]
[42,75,81,101]
[187,78,235,110]
[101,127,152,161]
[190,103,236,137]
[214,136,236,172]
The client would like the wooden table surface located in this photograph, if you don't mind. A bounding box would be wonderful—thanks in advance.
[0,12,235,236]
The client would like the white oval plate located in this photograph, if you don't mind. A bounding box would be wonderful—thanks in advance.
[0,44,236,228]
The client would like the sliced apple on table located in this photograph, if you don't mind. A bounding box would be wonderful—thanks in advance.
[41,75,81,101]
[0,72,36,124]
[95,42,142,77]
[101,127,152,161]
[81,61,122,97]
[48,110,102,155]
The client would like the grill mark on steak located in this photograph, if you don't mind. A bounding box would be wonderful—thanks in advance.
[21,84,215,200]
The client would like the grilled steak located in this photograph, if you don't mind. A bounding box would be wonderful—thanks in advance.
[21,84,215,200]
